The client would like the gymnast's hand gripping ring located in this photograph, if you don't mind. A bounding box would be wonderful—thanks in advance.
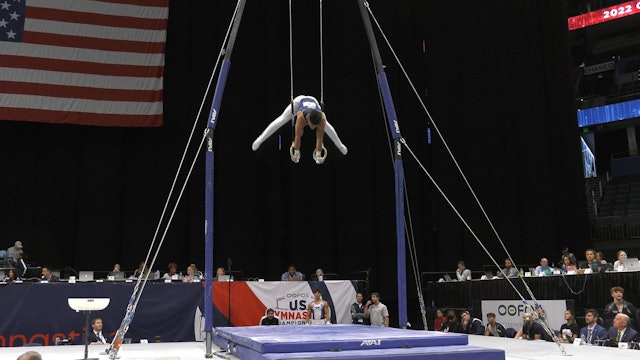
[290,143,300,163]
[313,145,327,164]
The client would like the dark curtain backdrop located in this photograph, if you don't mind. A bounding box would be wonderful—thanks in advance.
[0,0,588,327]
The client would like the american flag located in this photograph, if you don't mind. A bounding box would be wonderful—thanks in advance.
[0,0,169,127]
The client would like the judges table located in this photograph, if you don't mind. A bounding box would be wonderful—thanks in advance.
[424,270,640,316]
[0,280,357,347]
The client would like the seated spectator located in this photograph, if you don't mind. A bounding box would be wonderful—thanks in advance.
[603,286,638,329]
[163,262,179,280]
[281,265,304,281]
[595,251,607,264]
[582,249,599,272]
[559,309,579,342]
[560,255,576,274]
[216,267,226,277]
[112,263,121,272]
[261,308,280,326]
[497,258,519,278]
[613,250,629,271]
[311,268,324,281]
[4,269,17,283]
[41,266,59,282]
[182,264,201,283]
[534,258,553,276]
[607,313,640,346]
[460,310,484,335]
[579,309,608,344]
[515,312,543,340]
[133,261,149,278]
[433,308,446,331]
[455,261,471,281]
[484,312,506,337]
[442,309,461,333]
[559,247,577,268]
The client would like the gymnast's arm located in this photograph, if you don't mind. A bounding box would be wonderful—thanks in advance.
[293,112,305,151]
[315,114,327,153]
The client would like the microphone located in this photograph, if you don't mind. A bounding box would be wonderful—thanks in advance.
[227,258,232,271]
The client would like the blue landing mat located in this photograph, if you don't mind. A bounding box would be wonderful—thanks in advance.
[212,325,504,360]
[213,325,468,353]
[234,344,504,360]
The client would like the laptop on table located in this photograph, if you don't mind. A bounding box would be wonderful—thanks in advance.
[78,271,94,282]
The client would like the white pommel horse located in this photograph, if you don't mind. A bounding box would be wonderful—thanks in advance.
[68,298,110,360]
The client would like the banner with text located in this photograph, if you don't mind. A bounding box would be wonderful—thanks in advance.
[212,280,358,326]
[480,300,572,331]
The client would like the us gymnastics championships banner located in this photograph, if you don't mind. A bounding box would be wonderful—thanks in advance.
[212,281,358,326]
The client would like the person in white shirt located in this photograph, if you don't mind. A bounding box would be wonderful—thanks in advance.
[613,250,628,271]
[364,292,389,327]
[456,260,472,281]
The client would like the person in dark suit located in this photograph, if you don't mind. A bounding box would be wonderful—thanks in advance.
[87,317,111,345]
[14,252,27,279]
[579,309,608,344]
[41,266,59,282]
[608,313,640,347]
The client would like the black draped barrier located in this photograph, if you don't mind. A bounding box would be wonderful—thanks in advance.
[0,282,204,347]
[0,280,359,347]
[424,271,640,316]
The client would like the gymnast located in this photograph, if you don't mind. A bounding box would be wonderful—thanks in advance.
[252,95,348,164]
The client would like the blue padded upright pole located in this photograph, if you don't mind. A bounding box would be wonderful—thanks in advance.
[204,0,246,357]
[356,0,407,329]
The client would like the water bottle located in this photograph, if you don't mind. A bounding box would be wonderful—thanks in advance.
[580,334,586,345]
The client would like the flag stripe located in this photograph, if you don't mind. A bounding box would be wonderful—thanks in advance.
[0,81,163,102]
[97,0,170,7]
[1,42,165,66]
[26,6,169,31]
[0,67,162,91]
[0,94,162,115]
[25,18,167,44]
[23,31,166,54]
[0,107,163,127]
[0,55,161,78]
[28,0,169,20]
